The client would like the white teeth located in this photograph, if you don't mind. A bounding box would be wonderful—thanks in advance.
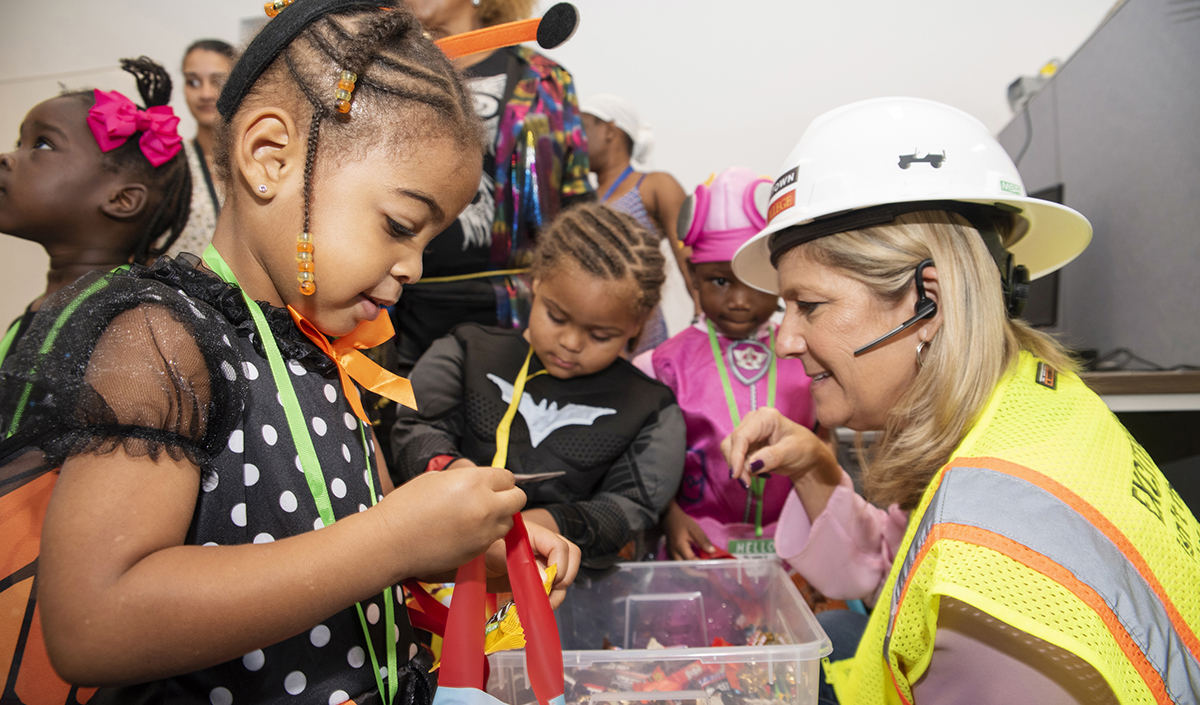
[813,372,831,382]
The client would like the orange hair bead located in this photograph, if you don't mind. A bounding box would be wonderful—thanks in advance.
[297,233,315,295]
[264,0,293,18]
[334,70,358,114]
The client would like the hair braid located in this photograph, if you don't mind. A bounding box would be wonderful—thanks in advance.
[120,56,173,108]
[532,203,666,317]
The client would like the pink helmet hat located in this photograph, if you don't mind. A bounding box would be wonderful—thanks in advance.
[678,167,772,263]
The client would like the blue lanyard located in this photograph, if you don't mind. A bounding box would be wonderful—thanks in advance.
[601,165,635,202]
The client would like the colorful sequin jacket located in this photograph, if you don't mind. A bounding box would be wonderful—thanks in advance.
[489,46,592,268]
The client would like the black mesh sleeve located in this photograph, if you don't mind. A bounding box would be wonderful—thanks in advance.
[0,270,246,474]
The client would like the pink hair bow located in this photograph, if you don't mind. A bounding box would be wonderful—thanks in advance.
[86,89,183,167]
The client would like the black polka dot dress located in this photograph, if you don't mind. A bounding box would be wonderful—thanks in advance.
[0,256,431,705]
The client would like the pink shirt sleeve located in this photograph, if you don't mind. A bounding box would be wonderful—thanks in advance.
[632,350,656,378]
[773,470,908,602]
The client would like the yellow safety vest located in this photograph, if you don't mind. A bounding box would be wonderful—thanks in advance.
[825,351,1200,704]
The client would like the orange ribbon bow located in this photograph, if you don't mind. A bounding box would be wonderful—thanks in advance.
[288,306,416,422]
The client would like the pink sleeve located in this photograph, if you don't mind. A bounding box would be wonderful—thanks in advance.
[774,470,908,601]
[633,349,656,379]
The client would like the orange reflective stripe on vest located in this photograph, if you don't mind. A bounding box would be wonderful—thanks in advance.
[884,460,1200,703]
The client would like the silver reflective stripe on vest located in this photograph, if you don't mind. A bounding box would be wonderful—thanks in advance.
[883,465,1200,703]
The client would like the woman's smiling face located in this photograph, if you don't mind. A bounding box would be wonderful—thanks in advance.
[774,248,926,430]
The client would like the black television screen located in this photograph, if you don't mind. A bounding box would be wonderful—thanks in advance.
[1020,184,1064,328]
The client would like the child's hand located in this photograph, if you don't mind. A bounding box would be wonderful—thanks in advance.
[384,465,526,577]
[661,500,714,560]
[723,408,835,487]
[483,522,581,609]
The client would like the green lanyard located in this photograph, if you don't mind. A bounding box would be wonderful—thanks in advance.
[202,245,398,703]
[4,266,129,439]
[706,319,776,537]
[0,318,19,368]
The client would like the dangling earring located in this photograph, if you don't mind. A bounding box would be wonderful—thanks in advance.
[916,340,929,368]
[297,232,315,295]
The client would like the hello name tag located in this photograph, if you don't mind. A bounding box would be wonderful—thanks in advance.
[727,538,776,558]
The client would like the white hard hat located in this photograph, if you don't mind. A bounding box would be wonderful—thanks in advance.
[731,97,1092,294]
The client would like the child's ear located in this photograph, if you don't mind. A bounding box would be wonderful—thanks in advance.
[101,183,148,220]
[233,107,303,197]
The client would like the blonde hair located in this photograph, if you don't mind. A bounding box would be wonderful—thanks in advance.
[799,210,1077,510]
[477,0,537,26]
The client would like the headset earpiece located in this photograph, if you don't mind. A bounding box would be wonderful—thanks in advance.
[853,259,938,356]
[1006,263,1030,318]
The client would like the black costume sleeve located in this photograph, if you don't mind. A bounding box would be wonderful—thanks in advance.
[0,265,246,474]
[390,334,468,482]
[542,403,685,565]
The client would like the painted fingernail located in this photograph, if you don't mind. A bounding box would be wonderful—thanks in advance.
[739,479,750,490]
[749,459,765,473]
[729,467,735,479]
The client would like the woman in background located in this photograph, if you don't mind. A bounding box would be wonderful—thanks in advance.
[582,94,693,353]
[163,38,235,257]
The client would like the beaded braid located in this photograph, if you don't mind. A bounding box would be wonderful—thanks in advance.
[532,203,667,317]
[214,3,483,295]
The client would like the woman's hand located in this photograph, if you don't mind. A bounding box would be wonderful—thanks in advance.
[661,500,714,560]
[723,408,842,520]
[723,408,830,483]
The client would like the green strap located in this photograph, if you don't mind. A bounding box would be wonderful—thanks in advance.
[0,318,20,369]
[706,320,776,538]
[6,276,112,438]
[202,245,397,704]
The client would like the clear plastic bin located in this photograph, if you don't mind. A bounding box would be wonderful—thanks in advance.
[487,559,832,705]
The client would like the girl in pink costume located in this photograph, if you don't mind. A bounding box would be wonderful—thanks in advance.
[641,167,815,559]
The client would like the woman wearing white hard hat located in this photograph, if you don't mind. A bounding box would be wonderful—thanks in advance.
[724,97,1199,704]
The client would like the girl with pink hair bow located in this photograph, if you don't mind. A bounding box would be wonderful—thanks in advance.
[0,56,191,366]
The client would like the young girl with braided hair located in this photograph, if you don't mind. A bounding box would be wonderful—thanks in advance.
[0,2,578,702]
[0,56,191,366]
[392,202,686,569]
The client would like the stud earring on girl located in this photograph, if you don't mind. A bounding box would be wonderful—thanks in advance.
[297,232,315,295]
[258,185,268,194]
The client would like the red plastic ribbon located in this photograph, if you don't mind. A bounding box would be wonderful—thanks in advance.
[86,89,183,167]
[288,306,417,422]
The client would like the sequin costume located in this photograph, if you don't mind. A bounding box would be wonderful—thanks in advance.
[0,256,430,705]
[394,47,592,373]
[648,319,815,550]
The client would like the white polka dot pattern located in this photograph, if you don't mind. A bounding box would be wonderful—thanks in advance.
[279,491,298,513]
[284,670,307,694]
[348,646,366,668]
[310,624,331,647]
[227,429,244,454]
[209,686,232,705]
[243,649,265,671]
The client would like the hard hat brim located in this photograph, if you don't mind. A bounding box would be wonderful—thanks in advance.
[731,196,1092,295]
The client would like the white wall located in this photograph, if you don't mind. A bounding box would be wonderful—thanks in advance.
[0,0,1118,329]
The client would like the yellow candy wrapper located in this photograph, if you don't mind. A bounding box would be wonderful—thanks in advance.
[484,563,557,655]
[429,563,557,670]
